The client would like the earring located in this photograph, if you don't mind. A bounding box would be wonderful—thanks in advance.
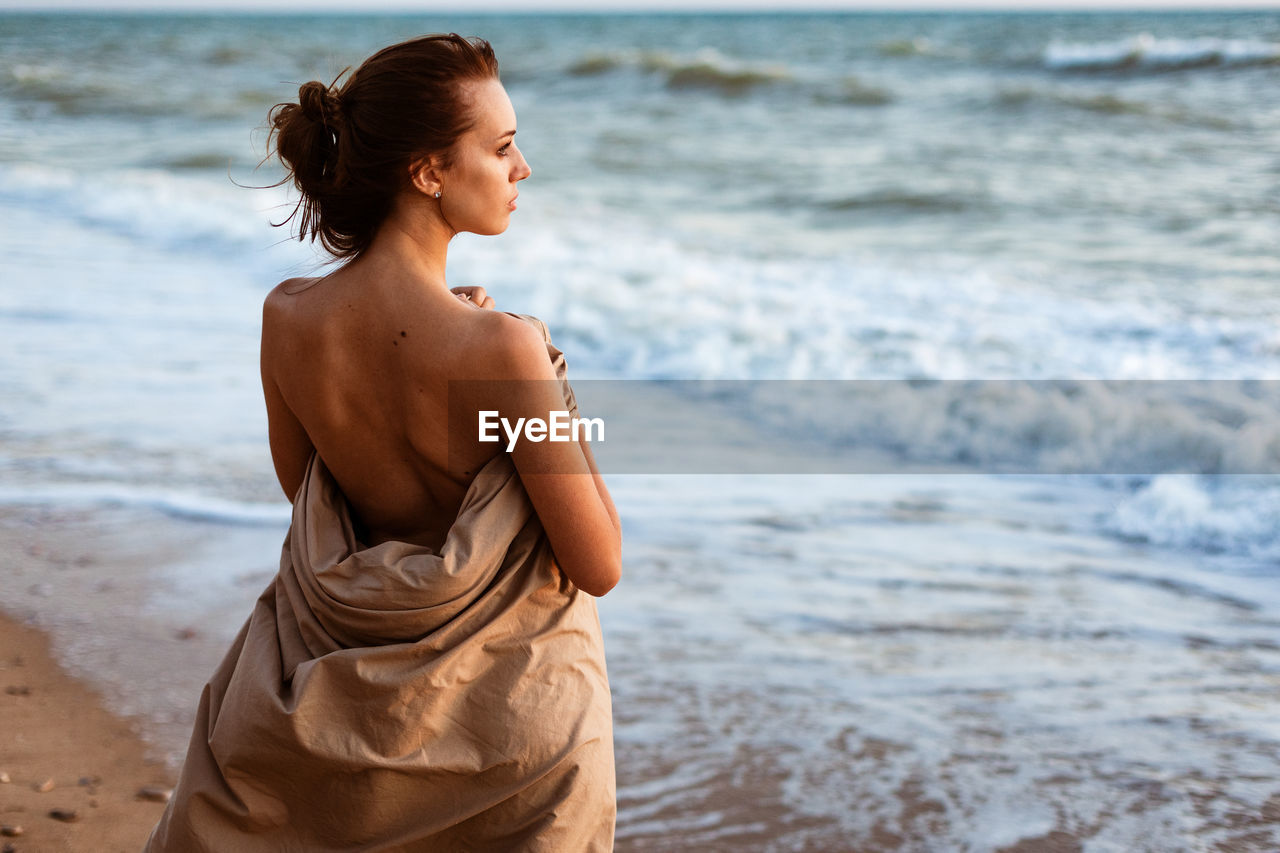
[434,191,441,199]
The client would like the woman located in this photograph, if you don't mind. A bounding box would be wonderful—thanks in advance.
[145,33,619,851]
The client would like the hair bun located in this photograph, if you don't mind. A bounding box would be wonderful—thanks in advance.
[298,80,339,129]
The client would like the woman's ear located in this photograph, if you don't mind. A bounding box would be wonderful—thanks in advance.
[408,155,444,198]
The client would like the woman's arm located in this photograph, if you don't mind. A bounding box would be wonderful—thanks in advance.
[261,293,316,502]
[481,317,622,597]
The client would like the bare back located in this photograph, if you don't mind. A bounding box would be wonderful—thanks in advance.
[260,271,526,552]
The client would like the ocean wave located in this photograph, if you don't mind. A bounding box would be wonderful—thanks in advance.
[3,62,162,119]
[994,85,1238,130]
[0,482,290,525]
[162,153,237,170]
[3,61,273,121]
[999,85,1149,114]
[878,36,933,58]
[1044,33,1280,73]
[566,47,893,105]
[720,380,1280,477]
[471,205,1280,384]
[815,189,976,215]
[1106,475,1280,562]
[876,36,970,61]
[812,75,893,106]
[567,53,624,75]
[0,162,292,261]
[568,47,793,96]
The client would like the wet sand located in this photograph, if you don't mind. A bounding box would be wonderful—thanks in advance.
[0,609,174,852]
[0,503,283,774]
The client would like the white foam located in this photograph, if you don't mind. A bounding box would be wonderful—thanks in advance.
[0,482,290,525]
[1045,33,1280,72]
[457,200,1280,385]
[741,380,1280,476]
[0,162,299,268]
[1107,474,1280,563]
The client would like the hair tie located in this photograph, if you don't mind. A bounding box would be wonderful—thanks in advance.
[298,81,343,177]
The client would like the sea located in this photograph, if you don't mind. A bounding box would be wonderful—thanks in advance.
[1,9,1278,851]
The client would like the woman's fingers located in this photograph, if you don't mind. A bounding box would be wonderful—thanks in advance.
[451,285,495,309]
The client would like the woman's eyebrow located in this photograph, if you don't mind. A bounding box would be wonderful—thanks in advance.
[492,130,516,141]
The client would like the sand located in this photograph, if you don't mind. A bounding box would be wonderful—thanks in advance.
[0,502,283,853]
[0,609,174,853]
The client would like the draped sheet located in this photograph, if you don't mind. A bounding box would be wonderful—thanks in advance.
[145,315,615,852]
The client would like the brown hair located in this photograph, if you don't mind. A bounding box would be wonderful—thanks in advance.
[268,33,500,260]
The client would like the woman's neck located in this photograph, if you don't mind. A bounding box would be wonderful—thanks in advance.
[355,196,456,298]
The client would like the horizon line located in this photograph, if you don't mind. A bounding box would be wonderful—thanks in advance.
[3,2,1280,13]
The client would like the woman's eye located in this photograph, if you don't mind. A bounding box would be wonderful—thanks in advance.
[498,144,511,156]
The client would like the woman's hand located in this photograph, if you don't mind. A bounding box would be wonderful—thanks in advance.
[450,285,495,309]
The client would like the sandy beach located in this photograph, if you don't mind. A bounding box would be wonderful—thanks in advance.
[0,609,174,852]
[0,503,279,852]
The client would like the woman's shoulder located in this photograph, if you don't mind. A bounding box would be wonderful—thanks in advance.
[270,276,327,298]
[496,311,551,343]
[465,311,554,378]
[262,277,324,324]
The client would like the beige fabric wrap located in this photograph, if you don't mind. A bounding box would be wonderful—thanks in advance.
[145,315,615,852]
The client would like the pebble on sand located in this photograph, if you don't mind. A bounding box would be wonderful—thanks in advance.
[0,771,9,783]
[138,786,173,803]
[0,826,22,837]
[48,808,79,823]
[34,777,54,793]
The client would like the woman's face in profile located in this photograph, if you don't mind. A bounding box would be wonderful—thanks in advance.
[438,77,532,236]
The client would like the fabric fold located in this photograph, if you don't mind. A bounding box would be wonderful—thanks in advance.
[145,314,615,852]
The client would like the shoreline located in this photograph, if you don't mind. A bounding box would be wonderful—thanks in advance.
[0,503,286,777]
[0,608,175,852]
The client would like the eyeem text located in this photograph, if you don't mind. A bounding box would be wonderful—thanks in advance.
[479,410,605,452]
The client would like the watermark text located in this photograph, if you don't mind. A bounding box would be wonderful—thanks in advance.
[479,410,605,452]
